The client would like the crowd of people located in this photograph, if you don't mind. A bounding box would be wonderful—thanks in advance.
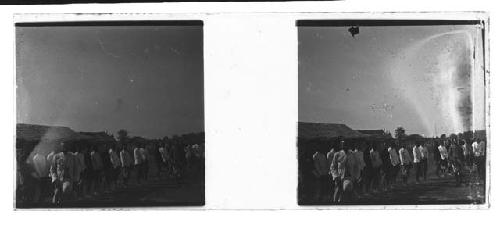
[300,137,486,204]
[16,137,205,206]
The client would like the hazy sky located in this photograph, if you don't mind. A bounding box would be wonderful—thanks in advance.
[17,25,204,139]
[299,25,484,136]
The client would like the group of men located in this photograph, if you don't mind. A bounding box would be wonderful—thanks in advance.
[17,140,205,206]
[310,138,486,204]
[436,138,486,184]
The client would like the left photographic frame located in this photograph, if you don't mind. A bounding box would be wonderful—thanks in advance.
[15,19,205,209]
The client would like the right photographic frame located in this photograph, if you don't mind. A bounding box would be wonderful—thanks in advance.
[297,17,489,206]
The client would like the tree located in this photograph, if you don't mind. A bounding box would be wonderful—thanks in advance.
[395,127,406,140]
[117,129,129,143]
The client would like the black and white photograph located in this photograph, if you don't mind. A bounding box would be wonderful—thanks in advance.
[297,20,488,205]
[15,20,205,208]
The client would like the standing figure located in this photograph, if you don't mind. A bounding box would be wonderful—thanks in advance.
[49,142,74,205]
[342,148,357,203]
[449,140,464,186]
[379,142,391,191]
[120,146,133,187]
[438,142,449,178]
[140,147,149,182]
[72,144,86,198]
[133,147,143,184]
[353,146,366,196]
[331,142,347,203]
[419,144,429,181]
[312,149,330,203]
[399,145,411,185]
[109,148,121,190]
[388,144,401,187]
[90,147,104,194]
[462,139,472,167]
[326,147,336,200]
[369,145,383,192]
[473,139,486,180]
[412,143,422,183]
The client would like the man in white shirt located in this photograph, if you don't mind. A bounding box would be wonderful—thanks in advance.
[46,150,57,171]
[438,144,448,160]
[472,140,479,157]
[388,145,400,187]
[438,143,448,177]
[399,145,411,185]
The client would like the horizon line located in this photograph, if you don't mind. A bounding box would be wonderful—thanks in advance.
[16,122,204,140]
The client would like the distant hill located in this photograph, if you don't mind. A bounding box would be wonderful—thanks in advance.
[298,122,367,139]
[16,123,79,142]
[17,123,203,143]
[16,123,114,143]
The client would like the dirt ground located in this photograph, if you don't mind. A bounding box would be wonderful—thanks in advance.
[16,169,205,209]
[352,174,485,205]
[300,159,486,206]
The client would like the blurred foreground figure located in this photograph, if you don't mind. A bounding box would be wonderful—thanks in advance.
[49,143,74,205]
[312,149,329,202]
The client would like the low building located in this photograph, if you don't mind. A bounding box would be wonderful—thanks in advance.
[357,129,392,139]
